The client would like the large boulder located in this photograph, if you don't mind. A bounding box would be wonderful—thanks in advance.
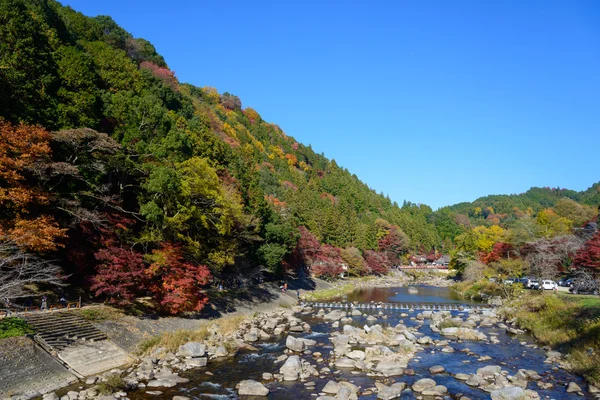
[280,355,302,381]
[412,378,436,393]
[346,350,366,361]
[286,335,306,352]
[490,386,540,400]
[377,382,406,400]
[238,380,269,396]
[477,365,502,378]
[441,327,487,341]
[322,380,340,394]
[177,342,206,357]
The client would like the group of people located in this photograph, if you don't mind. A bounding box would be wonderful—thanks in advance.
[2,294,69,315]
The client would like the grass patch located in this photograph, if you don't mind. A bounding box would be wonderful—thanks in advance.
[303,283,355,301]
[75,306,122,322]
[512,291,600,385]
[97,374,126,394]
[0,318,34,338]
[452,279,503,300]
[138,315,246,355]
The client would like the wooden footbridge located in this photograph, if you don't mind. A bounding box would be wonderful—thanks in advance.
[300,301,494,311]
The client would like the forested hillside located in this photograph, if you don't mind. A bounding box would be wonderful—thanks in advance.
[0,0,440,313]
[430,185,599,242]
[1,0,598,314]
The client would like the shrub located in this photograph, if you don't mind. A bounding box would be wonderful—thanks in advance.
[0,318,34,338]
[97,374,126,394]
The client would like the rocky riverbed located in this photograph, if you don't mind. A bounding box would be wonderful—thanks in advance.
[43,286,600,400]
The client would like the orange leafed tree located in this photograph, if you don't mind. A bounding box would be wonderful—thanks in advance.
[0,121,51,208]
[0,121,67,252]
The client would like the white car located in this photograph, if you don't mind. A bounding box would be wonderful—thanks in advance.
[541,280,558,290]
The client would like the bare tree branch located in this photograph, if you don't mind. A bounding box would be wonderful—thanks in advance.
[0,241,65,300]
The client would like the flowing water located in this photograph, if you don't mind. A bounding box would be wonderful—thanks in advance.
[129,286,593,400]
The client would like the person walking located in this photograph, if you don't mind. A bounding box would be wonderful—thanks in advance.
[41,295,48,311]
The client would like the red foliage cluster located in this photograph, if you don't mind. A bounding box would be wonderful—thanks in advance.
[363,250,390,275]
[292,227,343,278]
[147,244,211,315]
[574,232,600,270]
[482,242,515,264]
[378,227,409,266]
[320,192,335,204]
[140,61,178,90]
[291,142,299,150]
[282,181,298,191]
[91,246,146,305]
[264,195,288,210]
[311,244,344,278]
[91,241,211,314]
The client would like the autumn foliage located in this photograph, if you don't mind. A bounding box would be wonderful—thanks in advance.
[91,246,146,305]
[147,244,211,315]
[574,232,600,270]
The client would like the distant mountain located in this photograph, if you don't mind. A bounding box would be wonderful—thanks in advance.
[430,184,599,241]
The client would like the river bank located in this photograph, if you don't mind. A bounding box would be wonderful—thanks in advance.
[35,280,599,400]
[452,279,600,388]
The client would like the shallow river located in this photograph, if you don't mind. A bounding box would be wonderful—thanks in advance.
[129,286,592,400]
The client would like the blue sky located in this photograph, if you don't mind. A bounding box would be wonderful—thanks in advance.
[62,0,600,209]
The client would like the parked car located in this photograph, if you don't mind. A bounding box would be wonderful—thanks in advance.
[569,280,600,295]
[524,278,540,289]
[541,280,558,290]
[558,278,573,287]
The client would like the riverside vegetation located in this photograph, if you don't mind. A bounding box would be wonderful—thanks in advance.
[453,280,600,387]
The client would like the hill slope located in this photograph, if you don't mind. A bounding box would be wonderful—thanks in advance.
[0,0,439,311]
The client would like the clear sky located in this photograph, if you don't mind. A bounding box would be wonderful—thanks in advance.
[61,0,600,209]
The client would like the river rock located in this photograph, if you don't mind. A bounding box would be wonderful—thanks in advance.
[238,380,269,396]
[466,374,486,387]
[335,358,356,368]
[43,394,59,400]
[429,365,445,374]
[262,372,273,380]
[422,385,448,396]
[377,382,406,400]
[346,350,366,361]
[567,382,582,393]
[417,336,432,344]
[375,361,404,376]
[324,310,345,321]
[185,357,207,368]
[351,309,362,316]
[441,327,487,341]
[280,355,302,380]
[177,342,206,357]
[477,365,502,378]
[286,335,306,352]
[412,378,436,392]
[322,380,340,394]
[490,386,540,400]
[173,397,190,400]
[455,373,470,380]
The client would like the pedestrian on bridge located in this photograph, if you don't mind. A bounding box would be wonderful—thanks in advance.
[41,295,47,310]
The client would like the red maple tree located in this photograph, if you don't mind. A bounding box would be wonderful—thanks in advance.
[574,232,600,270]
[147,243,211,315]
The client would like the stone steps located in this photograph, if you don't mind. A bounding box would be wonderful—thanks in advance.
[23,311,108,351]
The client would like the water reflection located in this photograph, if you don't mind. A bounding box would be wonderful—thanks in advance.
[339,286,479,304]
